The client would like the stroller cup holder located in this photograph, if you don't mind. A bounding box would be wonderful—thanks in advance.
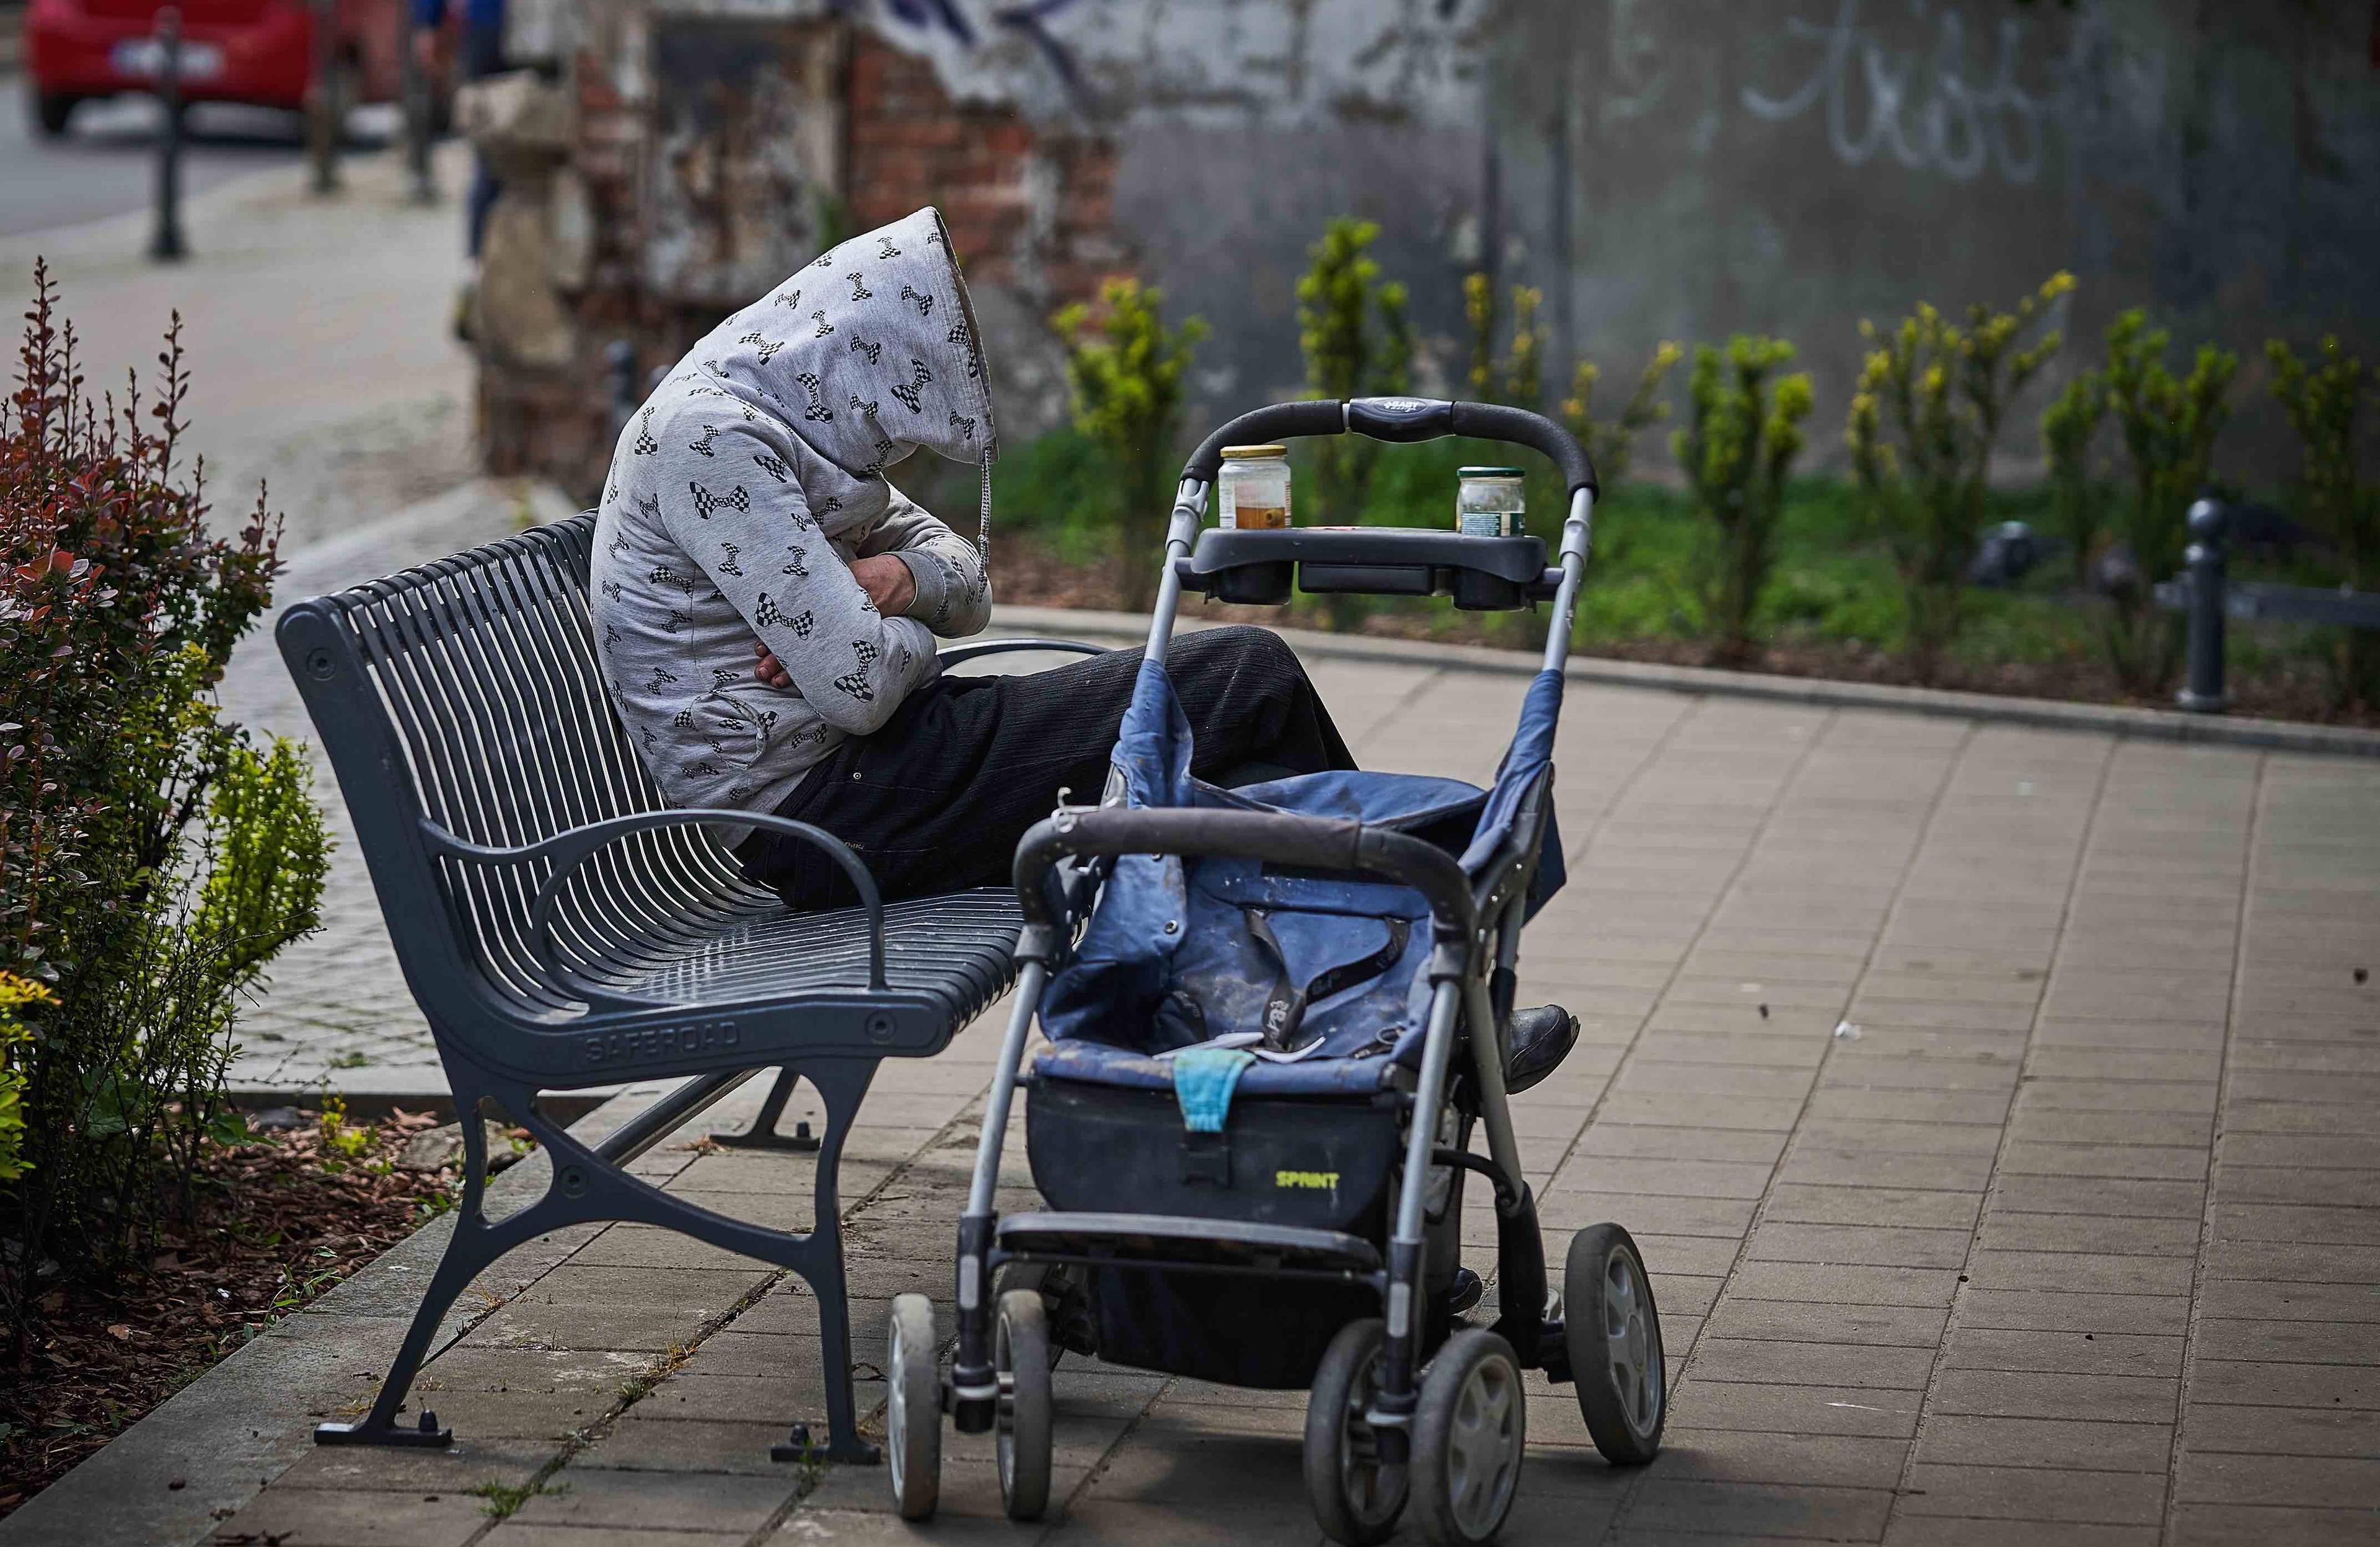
[1171,394,1598,614]
[1178,526,1559,611]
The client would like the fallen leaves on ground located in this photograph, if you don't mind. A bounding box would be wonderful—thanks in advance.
[0,1107,532,1517]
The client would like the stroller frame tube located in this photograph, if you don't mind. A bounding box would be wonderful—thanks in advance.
[1138,480,1209,668]
[948,481,1210,1423]
[948,961,1044,1413]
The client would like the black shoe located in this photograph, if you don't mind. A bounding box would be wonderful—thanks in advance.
[1507,1005,1579,1094]
[1446,1266,1486,1316]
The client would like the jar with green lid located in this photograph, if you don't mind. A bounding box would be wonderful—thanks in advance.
[1219,445,1292,530]
[1456,466,1526,537]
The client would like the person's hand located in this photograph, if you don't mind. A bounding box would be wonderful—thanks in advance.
[850,554,916,617]
[751,559,913,689]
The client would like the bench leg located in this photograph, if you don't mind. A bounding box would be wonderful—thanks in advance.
[711,1065,822,1152]
[320,1059,885,1465]
[770,1056,879,1465]
[315,1086,518,1449]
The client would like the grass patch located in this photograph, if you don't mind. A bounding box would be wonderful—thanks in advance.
[469,1478,566,1520]
[961,429,2358,714]
[615,1339,698,1407]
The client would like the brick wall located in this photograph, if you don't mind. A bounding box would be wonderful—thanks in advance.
[846,34,1118,303]
[475,11,1121,501]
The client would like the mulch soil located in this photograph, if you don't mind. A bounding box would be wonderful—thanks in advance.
[996,536,2380,729]
[0,1108,519,1520]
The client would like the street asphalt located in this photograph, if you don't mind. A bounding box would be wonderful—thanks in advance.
[0,74,401,238]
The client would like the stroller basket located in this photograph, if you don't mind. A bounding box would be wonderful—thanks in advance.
[995,1212,1382,1277]
[1025,1078,1401,1235]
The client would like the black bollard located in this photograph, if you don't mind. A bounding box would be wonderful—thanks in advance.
[306,0,340,195]
[2177,498,2229,713]
[149,7,187,262]
[399,7,434,205]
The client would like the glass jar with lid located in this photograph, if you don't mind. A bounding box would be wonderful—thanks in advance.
[1456,467,1527,537]
[1218,445,1292,530]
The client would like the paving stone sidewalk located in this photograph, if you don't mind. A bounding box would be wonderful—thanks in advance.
[0,139,481,557]
[27,644,2380,1547]
[217,478,576,1096]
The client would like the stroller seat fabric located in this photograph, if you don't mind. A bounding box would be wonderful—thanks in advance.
[1036,656,1567,1100]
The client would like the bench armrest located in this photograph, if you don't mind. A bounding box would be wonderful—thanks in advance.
[423,810,886,993]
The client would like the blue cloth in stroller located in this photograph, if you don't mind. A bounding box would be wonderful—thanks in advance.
[1037,654,1567,1100]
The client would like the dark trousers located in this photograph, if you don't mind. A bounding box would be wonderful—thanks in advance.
[738,625,1356,910]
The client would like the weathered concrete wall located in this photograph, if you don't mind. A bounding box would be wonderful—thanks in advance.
[482,0,2379,495]
[1486,0,2380,468]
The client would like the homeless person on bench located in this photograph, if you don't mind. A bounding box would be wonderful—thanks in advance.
[594,201,1579,1157]
[591,205,1357,908]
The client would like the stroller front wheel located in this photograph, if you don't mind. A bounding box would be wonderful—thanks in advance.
[1565,1223,1665,1464]
[996,1288,1054,1520]
[1414,1328,1526,1547]
[1304,1318,1408,1546]
[885,1294,941,1520]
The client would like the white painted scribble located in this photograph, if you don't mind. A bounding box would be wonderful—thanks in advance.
[1600,0,1672,129]
[1742,0,2054,186]
[874,0,1486,130]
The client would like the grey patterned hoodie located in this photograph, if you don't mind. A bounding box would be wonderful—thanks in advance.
[591,207,997,827]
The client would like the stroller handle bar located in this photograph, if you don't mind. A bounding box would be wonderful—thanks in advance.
[1184,397,1598,498]
[1011,806,1478,943]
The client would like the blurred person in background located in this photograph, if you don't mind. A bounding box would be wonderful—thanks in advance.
[412,0,503,332]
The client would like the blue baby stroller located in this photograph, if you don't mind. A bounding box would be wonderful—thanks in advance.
[886,398,1666,1545]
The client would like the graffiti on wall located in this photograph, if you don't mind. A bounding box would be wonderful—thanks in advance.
[863,0,1485,126]
[1740,0,2125,188]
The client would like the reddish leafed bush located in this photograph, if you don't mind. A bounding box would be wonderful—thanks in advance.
[1,262,326,1338]
[2,261,277,972]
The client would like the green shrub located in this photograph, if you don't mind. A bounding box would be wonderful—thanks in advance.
[1673,337,1815,665]
[2042,368,2109,588]
[2266,335,2378,705]
[1295,218,1414,527]
[2101,310,2237,694]
[0,975,50,1185]
[1559,343,1683,490]
[1846,274,2071,683]
[0,265,328,1328]
[1052,277,1208,610]
[984,424,1117,562]
[1462,275,1546,408]
[1463,273,1496,402]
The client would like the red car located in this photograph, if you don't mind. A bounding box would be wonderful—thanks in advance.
[24,0,449,137]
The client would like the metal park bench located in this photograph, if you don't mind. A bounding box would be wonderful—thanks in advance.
[276,511,1103,1463]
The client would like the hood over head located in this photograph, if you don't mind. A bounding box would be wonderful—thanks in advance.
[699,207,998,482]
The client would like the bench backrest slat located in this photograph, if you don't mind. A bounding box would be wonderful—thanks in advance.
[304,514,756,1013]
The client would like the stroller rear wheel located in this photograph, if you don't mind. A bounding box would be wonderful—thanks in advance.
[1304,1318,1408,1545]
[885,1294,941,1520]
[1414,1328,1526,1546]
[996,1289,1054,1520]
[1565,1223,1665,1464]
